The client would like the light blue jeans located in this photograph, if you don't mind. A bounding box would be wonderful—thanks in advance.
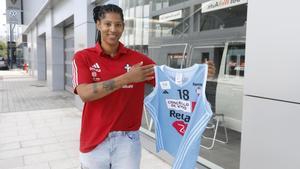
[80,131,141,169]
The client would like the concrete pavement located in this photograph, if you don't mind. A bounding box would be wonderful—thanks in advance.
[0,70,170,169]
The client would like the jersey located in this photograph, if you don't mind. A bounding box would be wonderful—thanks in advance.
[144,64,213,169]
[72,42,155,153]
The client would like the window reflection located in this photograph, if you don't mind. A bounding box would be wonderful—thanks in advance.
[225,43,245,77]
[121,0,150,55]
[194,4,247,31]
[153,0,184,10]
[167,53,187,68]
[190,46,224,79]
[119,1,246,169]
[152,8,190,38]
[155,0,162,10]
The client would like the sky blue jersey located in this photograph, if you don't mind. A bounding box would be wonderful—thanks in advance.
[144,64,213,169]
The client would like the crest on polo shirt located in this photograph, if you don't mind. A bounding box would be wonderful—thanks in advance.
[122,63,133,88]
[124,64,131,72]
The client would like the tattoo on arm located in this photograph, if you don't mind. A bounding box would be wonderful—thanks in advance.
[93,82,98,94]
[102,80,115,91]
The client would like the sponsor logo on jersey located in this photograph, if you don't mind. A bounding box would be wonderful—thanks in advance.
[192,82,202,86]
[163,90,169,94]
[166,99,192,113]
[90,63,101,72]
[172,120,188,136]
[170,110,191,123]
[160,81,171,90]
[196,86,202,95]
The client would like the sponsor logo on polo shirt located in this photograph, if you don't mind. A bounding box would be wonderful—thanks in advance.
[90,63,101,72]
[122,84,133,88]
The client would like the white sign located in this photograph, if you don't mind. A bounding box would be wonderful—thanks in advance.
[6,0,22,24]
[202,0,248,13]
[6,9,21,24]
[6,0,21,10]
[159,10,182,22]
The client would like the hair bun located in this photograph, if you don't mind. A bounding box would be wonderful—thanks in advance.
[93,5,102,23]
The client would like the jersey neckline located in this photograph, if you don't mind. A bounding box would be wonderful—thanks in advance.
[158,64,202,88]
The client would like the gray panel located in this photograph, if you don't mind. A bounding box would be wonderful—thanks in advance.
[240,96,300,169]
[245,0,300,103]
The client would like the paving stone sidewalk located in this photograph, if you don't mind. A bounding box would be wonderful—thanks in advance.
[0,70,74,113]
[0,70,170,169]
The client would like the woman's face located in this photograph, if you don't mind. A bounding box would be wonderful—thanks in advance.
[96,12,124,46]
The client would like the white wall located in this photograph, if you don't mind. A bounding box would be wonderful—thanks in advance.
[22,0,48,24]
[22,0,95,105]
[240,0,300,168]
[73,0,96,109]
[52,0,74,26]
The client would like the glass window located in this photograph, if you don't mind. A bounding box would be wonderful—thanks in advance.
[168,0,182,6]
[64,51,74,62]
[158,0,184,8]
[152,8,190,38]
[104,0,120,5]
[172,17,189,35]
[198,4,247,31]
[224,43,245,77]
[190,46,224,79]
[120,0,151,55]
[153,0,162,11]
[143,3,149,17]
[162,0,169,8]
[167,53,187,68]
[64,37,74,49]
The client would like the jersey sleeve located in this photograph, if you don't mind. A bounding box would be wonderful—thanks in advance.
[72,51,93,94]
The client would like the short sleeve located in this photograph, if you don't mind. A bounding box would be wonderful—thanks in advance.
[141,54,156,86]
[72,51,93,94]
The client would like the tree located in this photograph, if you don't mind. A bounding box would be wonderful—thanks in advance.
[0,41,7,59]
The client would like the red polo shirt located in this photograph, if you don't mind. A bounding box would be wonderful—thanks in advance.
[72,42,155,152]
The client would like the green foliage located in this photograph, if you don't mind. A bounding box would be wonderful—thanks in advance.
[0,41,7,58]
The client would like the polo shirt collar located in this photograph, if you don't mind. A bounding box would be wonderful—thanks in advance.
[95,42,127,59]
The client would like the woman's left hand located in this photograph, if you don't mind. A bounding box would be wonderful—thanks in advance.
[206,60,216,78]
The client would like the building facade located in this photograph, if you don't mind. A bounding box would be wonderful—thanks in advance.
[21,0,300,169]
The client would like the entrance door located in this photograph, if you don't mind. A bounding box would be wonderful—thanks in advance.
[63,24,74,93]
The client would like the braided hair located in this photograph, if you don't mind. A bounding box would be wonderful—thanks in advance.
[93,4,124,43]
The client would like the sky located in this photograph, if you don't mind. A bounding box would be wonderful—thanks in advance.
[0,0,7,41]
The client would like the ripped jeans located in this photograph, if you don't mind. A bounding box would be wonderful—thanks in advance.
[80,131,141,169]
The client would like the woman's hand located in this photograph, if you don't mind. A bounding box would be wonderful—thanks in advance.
[206,60,216,78]
[124,62,155,83]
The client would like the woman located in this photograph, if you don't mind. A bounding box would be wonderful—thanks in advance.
[72,4,155,169]
[72,4,215,169]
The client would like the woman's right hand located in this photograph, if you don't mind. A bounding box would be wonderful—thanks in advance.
[125,62,155,83]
